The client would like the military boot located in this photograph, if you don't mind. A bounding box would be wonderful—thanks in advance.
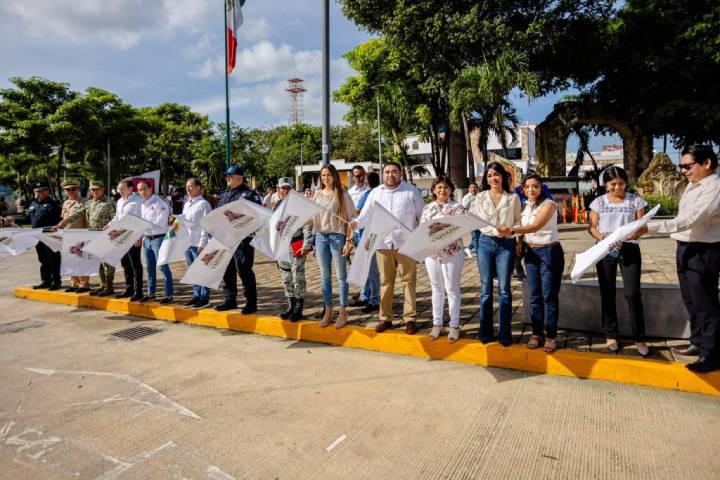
[290,298,304,322]
[280,298,295,320]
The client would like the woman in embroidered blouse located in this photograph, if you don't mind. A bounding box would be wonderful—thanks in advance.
[312,164,355,329]
[473,162,522,346]
[504,174,564,353]
[422,176,466,343]
[588,166,649,357]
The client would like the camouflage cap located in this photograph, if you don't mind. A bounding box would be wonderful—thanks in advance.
[278,177,294,188]
[89,180,105,189]
[61,179,81,188]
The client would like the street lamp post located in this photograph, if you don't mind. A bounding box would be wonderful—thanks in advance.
[321,0,330,166]
[376,90,383,171]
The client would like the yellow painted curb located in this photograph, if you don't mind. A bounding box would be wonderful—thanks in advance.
[15,287,720,397]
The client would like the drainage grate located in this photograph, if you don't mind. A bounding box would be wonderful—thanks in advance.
[110,325,162,341]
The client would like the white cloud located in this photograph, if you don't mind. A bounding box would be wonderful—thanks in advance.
[182,33,217,59]
[239,18,271,42]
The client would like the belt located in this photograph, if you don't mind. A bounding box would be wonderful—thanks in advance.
[146,233,165,240]
[527,241,559,249]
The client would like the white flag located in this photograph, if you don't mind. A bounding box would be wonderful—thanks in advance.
[399,214,493,262]
[250,227,275,260]
[179,237,237,289]
[38,231,64,252]
[268,190,321,262]
[0,228,42,256]
[570,204,660,281]
[83,213,154,266]
[200,197,271,249]
[61,229,103,276]
[347,203,401,287]
[158,217,191,266]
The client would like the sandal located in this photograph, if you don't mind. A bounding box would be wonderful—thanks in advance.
[447,327,460,343]
[527,335,541,349]
[429,325,443,340]
[544,338,556,354]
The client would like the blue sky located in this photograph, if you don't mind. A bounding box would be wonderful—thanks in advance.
[0,0,657,153]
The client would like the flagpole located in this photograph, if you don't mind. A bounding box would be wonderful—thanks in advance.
[321,0,330,166]
[224,0,231,169]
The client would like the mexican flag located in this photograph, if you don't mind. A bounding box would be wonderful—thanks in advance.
[227,0,245,75]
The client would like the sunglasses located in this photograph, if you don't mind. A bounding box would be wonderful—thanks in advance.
[679,161,697,171]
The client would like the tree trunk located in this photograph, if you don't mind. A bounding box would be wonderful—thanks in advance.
[56,144,65,199]
[462,116,475,183]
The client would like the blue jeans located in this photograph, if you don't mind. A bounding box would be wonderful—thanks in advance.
[184,246,209,301]
[524,244,564,339]
[476,234,516,345]
[469,230,481,252]
[359,254,380,305]
[315,232,348,307]
[143,236,174,297]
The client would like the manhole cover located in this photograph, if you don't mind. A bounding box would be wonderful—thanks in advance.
[110,325,162,341]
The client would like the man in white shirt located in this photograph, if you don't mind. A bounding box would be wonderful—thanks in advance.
[348,165,369,213]
[137,180,174,304]
[647,144,720,372]
[113,180,144,301]
[182,178,213,309]
[353,162,424,334]
[461,182,480,256]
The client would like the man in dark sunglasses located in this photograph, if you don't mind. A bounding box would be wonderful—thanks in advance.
[648,144,720,372]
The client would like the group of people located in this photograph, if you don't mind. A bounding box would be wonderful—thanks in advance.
[22,144,720,372]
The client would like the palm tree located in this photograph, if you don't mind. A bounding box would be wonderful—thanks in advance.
[449,50,538,185]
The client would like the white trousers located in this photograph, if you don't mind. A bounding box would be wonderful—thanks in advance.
[424,252,464,328]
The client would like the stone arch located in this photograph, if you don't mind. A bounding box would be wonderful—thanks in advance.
[535,101,653,182]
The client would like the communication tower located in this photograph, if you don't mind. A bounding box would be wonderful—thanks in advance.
[285,77,306,125]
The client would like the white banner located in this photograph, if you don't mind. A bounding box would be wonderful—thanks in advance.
[398,214,493,262]
[200,197,271,249]
[570,204,660,281]
[39,231,64,252]
[347,203,401,287]
[249,227,275,260]
[0,228,42,255]
[158,217,191,266]
[179,237,237,289]
[268,190,321,262]
[61,229,103,276]
[83,213,154,266]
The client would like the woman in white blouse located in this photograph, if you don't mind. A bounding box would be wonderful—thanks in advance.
[504,174,563,353]
[421,176,466,343]
[588,166,649,356]
[312,164,355,329]
[473,162,522,346]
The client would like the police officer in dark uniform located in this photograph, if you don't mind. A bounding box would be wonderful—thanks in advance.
[28,182,62,290]
[215,165,262,314]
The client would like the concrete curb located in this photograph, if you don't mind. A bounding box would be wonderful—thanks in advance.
[15,287,720,398]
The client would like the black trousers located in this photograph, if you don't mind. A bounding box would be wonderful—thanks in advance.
[35,243,61,286]
[596,242,645,341]
[120,245,143,294]
[222,239,256,307]
[677,241,720,359]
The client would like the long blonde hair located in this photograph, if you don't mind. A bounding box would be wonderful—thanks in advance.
[320,164,346,220]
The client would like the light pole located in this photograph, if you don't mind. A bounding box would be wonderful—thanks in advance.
[321,0,330,165]
[376,89,383,171]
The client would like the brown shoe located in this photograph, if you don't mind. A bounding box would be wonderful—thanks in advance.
[405,321,418,335]
[375,321,392,333]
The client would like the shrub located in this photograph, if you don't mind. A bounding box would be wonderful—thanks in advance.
[644,194,679,216]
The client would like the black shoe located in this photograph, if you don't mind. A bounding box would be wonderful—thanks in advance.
[686,356,720,373]
[75,287,90,294]
[89,288,104,296]
[32,283,51,290]
[48,284,62,291]
[351,299,368,307]
[361,304,379,314]
[241,304,258,315]
[138,295,156,304]
[184,297,199,307]
[129,293,144,302]
[671,344,700,356]
[289,298,304,322]
[115,289,134,299]
[215,302,237,312]
[97,290,114,297]
[280,298,295,320]
[193,299,210,310]
[159,297,173,305]
[64,287,78,293]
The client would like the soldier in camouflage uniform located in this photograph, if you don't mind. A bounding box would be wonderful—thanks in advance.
[60,179,90,292]
[275,177,313,322]
[57,180,116,296]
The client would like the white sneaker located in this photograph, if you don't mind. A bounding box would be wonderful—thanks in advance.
[429,325,443,340]
[465,248,473,258]
[636,342,650,357]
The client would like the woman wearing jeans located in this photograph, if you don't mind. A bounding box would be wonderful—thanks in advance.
[473,162,521,346]
[589,166,649,357]
[505,174,564,353]
[422,176,465,343]
[312,164,354,328]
